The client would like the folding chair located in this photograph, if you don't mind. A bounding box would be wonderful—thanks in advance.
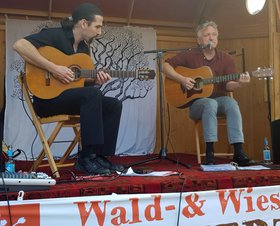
[18,73,80,177]
[193,92,234,164]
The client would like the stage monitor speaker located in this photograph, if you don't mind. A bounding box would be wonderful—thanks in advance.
[271,119,280,164]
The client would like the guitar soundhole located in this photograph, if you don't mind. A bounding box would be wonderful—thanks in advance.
[70,66,82,80]
[194,78,203,91]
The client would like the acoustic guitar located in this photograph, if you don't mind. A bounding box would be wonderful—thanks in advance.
[25,46,155,99]
[165,66,274,109]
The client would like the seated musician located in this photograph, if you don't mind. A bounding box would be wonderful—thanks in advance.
[13,3,124,175]
[162,21,251,165]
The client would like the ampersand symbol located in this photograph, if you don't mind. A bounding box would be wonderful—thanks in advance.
[182,193,206,218]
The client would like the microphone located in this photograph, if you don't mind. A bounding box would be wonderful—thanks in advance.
[201,41,212,50]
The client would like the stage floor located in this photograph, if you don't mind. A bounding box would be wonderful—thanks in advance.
[1,153,280,201]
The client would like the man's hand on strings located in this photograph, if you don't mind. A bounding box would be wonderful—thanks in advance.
[239,72,250,83]
[95,70,112,85]
[227,71,250,90]
[182,77,196,90]
[52,65,74,84]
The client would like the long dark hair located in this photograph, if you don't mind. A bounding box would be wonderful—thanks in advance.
[61,2,103,29]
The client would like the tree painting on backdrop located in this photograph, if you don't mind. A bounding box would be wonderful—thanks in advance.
[5,19,157,159]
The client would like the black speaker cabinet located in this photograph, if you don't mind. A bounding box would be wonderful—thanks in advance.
[271,119,280,164]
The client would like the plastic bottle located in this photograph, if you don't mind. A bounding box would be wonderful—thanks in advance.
[263,138,272,164]
[5,145,15,172]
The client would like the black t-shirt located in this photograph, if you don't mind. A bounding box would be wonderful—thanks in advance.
[24,26,91,101]
[24,27,89,55]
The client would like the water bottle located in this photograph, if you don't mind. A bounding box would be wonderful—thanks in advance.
[5,145,15,172]
[263,138,272,164]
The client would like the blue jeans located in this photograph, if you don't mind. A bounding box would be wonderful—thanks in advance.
[189,96,244,144]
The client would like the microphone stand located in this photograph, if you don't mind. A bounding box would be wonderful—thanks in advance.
[128,47,192,169]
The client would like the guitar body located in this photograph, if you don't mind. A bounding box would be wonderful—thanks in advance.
[25,46,94,99]
[165,66,214,108]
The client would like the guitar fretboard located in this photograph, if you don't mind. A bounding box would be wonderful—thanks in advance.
[78,69,138,79]
[203,73,240,85]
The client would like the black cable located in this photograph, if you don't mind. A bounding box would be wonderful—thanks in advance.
[165,103,178,156]
[165,103,186,169]
[176,174,187,226]
[144,109,187,226]
[50,169,76,180]
[0,172,13,226]
[164,103,171,149]
[12,149,28,161]
[163,105,185,174]
[19,75,38,166]
[56,167,129,184]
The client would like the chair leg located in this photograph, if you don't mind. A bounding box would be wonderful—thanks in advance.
[193,119,234,164]
[30,122,63,178]
[31,122,64,170]
[59,127,80,165]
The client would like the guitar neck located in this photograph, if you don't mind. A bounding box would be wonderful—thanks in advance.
[202,73,241,85]
[79,69,137,79]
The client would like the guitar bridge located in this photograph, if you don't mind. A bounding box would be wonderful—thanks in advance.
[45,72,51,86]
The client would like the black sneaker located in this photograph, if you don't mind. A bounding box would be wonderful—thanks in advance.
[92,155,125,172]
[74,156,111,175]
[203,151,214,165]
[233,151,251,166]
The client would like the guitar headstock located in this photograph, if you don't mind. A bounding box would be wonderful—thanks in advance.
[251,67,274,79]
[137,69,156,80]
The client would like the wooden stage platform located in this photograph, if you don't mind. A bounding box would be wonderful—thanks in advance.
[1,153,280,201]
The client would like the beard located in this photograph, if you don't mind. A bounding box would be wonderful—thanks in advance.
[87,37,94,44]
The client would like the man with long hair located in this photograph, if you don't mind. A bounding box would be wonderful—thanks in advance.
[13,3,124,175]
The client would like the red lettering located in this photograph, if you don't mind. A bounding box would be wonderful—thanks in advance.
[217,189,245,214]
[256,195,269,211]
[182,193,205,218]
[244,187,255,213]
[270,193,280,210]
[130,198,142,223]
[145,195,163,221]
[74,200,110,226]
[111,207,129,225]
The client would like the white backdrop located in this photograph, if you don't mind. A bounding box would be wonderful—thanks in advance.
[4,19,157,159]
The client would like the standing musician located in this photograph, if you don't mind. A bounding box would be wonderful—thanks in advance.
[162,21,251,165]
[13,2,124,175]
